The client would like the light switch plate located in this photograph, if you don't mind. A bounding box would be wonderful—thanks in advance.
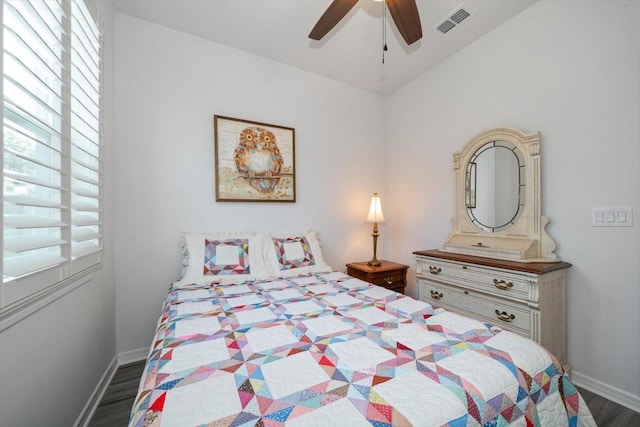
[592,207,633,227]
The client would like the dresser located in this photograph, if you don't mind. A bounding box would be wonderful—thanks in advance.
[346,260,409,294]
[414,249,571,369]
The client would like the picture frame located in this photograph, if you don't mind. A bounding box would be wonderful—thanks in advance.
[214,115,296,202]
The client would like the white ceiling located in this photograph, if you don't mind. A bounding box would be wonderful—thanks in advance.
[112,0,537,94]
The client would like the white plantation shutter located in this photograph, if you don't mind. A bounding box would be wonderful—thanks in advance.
[70,0,101,263]
[2,0,102,308]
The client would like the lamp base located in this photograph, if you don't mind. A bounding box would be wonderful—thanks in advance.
[368,225,381,268]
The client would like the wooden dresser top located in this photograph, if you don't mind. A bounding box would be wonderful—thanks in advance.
[413,249,572,274]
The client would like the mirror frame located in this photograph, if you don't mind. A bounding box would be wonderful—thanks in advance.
[465,140,525,232]
[441,127,560,262]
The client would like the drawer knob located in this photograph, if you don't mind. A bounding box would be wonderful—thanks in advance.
[495,310,515,322]
[430,290,443,300]
[493,279,514,290]
[384,277,393,285]
[429,266,442,275]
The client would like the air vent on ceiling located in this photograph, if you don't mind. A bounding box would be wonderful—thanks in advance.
[433,5,472,35]
[450,8,470,24]
[436,20,456,34]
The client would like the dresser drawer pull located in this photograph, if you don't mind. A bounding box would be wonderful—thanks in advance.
[384,277,393,285]
[493,279,514,290]
[429,266,442,274]
[430,290,443,300]
[495,310,515,322]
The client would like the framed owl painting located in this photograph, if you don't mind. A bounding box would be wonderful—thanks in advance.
[214,115,296,202]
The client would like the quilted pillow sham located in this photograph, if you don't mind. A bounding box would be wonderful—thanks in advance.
[263,229,332,278]
[180,232,270,284]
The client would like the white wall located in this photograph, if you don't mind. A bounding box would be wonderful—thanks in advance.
[114,14,387,353]
[387,0,640,407]
[0,1,116,426]
[4,1,638,424]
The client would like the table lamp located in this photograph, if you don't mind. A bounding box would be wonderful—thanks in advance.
[366,192,385,266]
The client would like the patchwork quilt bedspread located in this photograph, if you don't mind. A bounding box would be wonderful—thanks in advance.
[129,272,596,426]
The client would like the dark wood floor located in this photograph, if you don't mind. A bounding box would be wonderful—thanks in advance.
[89,360,640,426]
[88,361,145,426]
[578,387,640,427]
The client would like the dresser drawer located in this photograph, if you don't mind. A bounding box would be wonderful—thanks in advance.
[419,278,531,336]
[416,256,536,303]
[414,250,571,368]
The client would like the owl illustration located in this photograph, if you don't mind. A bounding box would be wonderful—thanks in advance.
[233,127,284,193]
[256,129,283,176]
[233,127,259,176]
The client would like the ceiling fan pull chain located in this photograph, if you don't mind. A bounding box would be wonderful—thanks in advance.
[382,1,387,64]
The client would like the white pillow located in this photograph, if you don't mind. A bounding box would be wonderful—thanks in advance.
[263,229,332,278]
[179,231,270,284]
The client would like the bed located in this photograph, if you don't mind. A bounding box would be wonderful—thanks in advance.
[128,231,596,426]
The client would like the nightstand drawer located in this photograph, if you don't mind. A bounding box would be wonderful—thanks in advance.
[416,256,535,303]
[419,278,531,336]
[346,260,409,294]
[348,267,405,290]
[370,271,405,287]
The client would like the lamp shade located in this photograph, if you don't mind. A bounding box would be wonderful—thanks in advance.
[366,193,386,223]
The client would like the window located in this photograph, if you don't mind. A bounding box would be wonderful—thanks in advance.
[2,0,102,309]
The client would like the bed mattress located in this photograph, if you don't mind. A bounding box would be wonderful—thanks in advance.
[129,271,595,426]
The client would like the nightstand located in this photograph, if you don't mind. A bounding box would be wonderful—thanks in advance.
[346,260,409,294]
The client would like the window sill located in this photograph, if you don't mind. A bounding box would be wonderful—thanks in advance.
[0,264,101,332]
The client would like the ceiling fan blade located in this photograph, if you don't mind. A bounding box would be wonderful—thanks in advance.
[386,0,422,45]
[309,0,359,40]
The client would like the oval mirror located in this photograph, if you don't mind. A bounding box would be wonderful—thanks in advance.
[465,140,524,232]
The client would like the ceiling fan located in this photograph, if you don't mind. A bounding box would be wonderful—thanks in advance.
[309,0,423,45]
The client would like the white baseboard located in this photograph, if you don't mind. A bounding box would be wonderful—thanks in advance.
[73,355,119,427]
[118,347,149,365]
[74,348,148,427]
[572,370,640,413]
